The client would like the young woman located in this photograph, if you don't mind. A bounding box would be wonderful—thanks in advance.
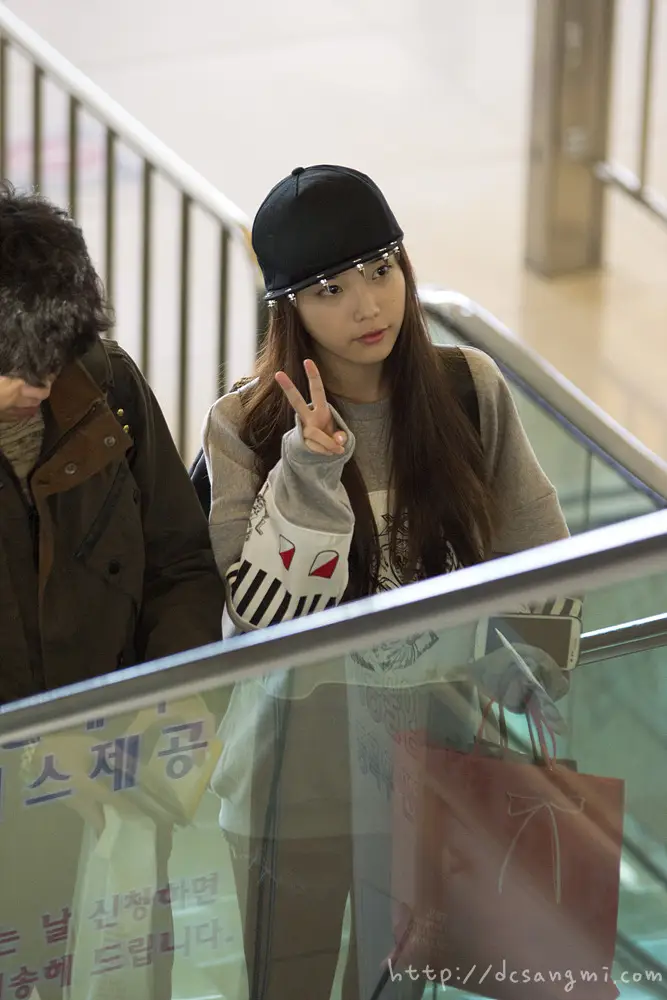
[203,164,580,1000]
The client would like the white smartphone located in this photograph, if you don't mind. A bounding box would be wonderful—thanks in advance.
[473,611,581,671]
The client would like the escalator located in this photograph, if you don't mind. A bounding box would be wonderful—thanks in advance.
[1,497,667,999]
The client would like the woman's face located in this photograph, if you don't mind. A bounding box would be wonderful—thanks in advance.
[295,252,406,377]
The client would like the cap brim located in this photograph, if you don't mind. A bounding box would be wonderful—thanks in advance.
[264,237,404,301]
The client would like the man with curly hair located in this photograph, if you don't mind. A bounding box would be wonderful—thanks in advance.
[0,183,224,998]
[0,182,224,693]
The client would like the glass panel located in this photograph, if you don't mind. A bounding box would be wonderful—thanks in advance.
[589,452,660,529]
[2,560,667,999]
[426,314,662,536]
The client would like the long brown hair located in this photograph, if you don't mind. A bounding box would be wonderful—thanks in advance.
[238,248,494,600]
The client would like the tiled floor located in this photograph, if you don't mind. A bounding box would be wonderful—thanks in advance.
[6,0,667,456]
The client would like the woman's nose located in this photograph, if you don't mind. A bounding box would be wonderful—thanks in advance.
[354,285,381,321]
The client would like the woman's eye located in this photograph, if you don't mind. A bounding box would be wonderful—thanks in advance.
[374,264,392,279]
[319,283,342,297]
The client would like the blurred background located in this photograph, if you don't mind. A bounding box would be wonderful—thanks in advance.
[1,0,666,459]
[2,6,667,999]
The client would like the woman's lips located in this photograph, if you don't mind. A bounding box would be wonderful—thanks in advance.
[358,329,387,345]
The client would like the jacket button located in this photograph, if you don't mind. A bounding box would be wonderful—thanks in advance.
[64,463,77,475]
[108,560,121,576]
[104,435,117,448]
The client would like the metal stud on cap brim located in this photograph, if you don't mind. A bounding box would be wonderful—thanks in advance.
[268,239,402,302]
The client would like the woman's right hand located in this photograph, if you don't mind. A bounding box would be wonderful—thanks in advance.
[275,358,348,455]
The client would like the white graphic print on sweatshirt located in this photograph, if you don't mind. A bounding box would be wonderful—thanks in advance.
[225,476,353,633]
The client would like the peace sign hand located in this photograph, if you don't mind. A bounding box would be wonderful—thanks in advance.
[275,359,348,455]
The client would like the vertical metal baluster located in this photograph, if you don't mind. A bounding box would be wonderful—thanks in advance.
[32,64,43,190]
[217,226,229,397]
[638,0,656,189]
[68,97,79,217]
[178,193,192,456]
[104,129,116,312]
[140,160,153,376]
[0,36,7,181]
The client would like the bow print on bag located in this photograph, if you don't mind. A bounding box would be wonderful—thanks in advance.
[498,792,585,903]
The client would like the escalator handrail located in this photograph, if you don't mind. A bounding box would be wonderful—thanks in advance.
[580,612,667,664]
[420,288,667,504]
[3,507,667,743]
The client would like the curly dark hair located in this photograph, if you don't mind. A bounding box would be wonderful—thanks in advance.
[0,182,114,384]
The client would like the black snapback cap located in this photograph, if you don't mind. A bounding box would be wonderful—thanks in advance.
[251,164,404,300]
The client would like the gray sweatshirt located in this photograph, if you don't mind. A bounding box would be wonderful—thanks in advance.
[202,346,580,837]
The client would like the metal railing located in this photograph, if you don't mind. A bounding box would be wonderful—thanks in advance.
[420,289,667,506]
[3,503,667,742]
[526,0,666,276]
[0,1,260,459]
[1,0,664,481]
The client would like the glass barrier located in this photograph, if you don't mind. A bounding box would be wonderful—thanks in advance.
[426,314,661,535]
[2,520,667,1000]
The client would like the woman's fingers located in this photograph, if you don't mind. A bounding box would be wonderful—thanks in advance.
[303,358,328,412]
[275,371,311,422]
[303,425,346,455]
[276,364,346,445]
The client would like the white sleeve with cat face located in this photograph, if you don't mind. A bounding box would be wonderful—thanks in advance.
[222,410,357,635]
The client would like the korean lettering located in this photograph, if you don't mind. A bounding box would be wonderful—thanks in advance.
[159,927,191,957]
[42,908,72,946]
[43,956,73,989]
[128,936,153,968]
[195,919,222,950]
[0,929,19,959]
[153,884,172,908]
[90,896,120,930]
[157,722,207,779]
[89,735,140,791]
[124,889,153,922]
[191,873,219,906]
[25,754,72,806]
[156,878,189,907]
[92,944,124,976]
[8,966,39,999]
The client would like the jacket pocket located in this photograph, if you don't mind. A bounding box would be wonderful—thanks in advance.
[76,462,145,606]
